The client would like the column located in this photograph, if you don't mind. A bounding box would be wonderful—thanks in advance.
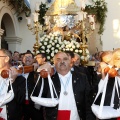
[4,36,22,53]
[0,28,4,49]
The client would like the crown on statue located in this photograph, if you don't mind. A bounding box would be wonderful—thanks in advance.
[46,0,80,16]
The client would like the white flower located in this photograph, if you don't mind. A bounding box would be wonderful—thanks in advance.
[40,43,42,46]
[51,37,54,40]
[49,33,52,36]
[56,44,60,48]
[46,49,50,53]
[68,44,72,48]
[54,40,57,43]
[76,44,80,48]
[52,43,55,46]
[86,49,89,54]
[70,48,73,51]
[41,51,45,53]
[40,38,43,41]
[72,45,75,49]
[41,46,45,49]
[80,42,83,45]
[61,44,65,48]
[51,47,54,50]
[36,51,39,54]
[49,40,52,43]
[47,56,50,60]
[47,45,51,49]
[55,37,58,40]
[66,48,69,51]
[79,50,82,53]
[75,49,78,53]
[44,42,47,45]
[42,36,45,40]
[51,52,54,57]
[44,35,47,38]
[64,40,68,44]
[45,38,48,41]
[58,38,62,43]
[47,36,50,39]
[55,49,58,53]
[81,56,85,60]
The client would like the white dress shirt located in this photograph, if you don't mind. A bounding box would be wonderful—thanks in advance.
[58,71,80,120]
[0,76,8,120]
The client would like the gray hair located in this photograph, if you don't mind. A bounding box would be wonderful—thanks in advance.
[0,49,12,64]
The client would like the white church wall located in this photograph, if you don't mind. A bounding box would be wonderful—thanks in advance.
[19,0,48,53]
[101,0,120,51]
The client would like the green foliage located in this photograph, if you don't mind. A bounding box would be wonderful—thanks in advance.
[38,3,48,25]
[85,0,107,34]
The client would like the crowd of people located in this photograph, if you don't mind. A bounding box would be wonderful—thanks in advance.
[0,48,120,120]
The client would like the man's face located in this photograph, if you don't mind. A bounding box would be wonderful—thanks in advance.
[0,51,8,70]
[54,52,71,73]
[35,54,45,65]
[23,53,34,66]
[12,52,19,61]
[74,55,80,66]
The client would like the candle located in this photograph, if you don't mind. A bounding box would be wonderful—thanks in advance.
[80,0,86,10]
[26,17,31,25]
[88,15,95,24]
[113,19,119,32]
[78,11,84,21]
[33,13,39,22]
[35,2,40,11]
[83,12,87,19]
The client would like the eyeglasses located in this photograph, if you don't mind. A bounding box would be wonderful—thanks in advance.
[0,56,7,57]
[24,56,33,59]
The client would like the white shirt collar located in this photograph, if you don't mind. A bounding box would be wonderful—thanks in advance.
[58,71,71,78]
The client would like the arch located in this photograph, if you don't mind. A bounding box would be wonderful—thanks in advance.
[0,6,22,52]
[0,6,16,36]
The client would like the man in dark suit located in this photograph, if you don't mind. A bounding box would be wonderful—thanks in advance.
[0,49,25,120]
[36,51,95,120]
[92,49,120,120]
[22,52,44,120]
[65,51,92,86]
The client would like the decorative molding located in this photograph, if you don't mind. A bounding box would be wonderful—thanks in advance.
[4,36,22,44]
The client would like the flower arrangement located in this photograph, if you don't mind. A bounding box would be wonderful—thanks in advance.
[80,46,90,64]
[85,0,107,34]
[62,39,81,55]
[38,33,90,63]
[38,32,63,61]
[63,40,90,62]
